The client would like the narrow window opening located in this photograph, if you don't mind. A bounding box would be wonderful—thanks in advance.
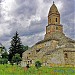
[56,18,57,22]
[65,53,68,58]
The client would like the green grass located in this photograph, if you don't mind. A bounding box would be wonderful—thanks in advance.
[0,64,75,75]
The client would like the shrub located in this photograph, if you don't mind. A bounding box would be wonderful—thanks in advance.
[12,53,22,65]
[35,61,41,69]
[0,58,8,64]
[26,64,30,68]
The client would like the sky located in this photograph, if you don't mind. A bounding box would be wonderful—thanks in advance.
[0,0,75,50]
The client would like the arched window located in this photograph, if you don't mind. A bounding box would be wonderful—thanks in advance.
[64,53,68,58]
[56,18,57,22]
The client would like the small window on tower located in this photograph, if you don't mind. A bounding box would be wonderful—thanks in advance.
[56,18,57,22]
[56,27,58,30]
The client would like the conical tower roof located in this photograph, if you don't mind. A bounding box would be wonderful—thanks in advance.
[48,1,59,15]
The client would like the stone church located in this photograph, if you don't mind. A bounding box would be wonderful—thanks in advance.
[21,2,75,67]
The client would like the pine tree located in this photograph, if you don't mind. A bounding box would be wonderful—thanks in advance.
[9,31,23,61]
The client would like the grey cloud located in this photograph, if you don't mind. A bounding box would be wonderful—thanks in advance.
[0,35,10,42]
[61,0,74,16]
[60,0,75,39]
[0,0,3,3]
[21,34,44,47]
[15,0,25,4]
[14,0,38,18]
[0,0,1,3]
[9,18,47,37]
[43,0,53,3]
[24,19,46,36]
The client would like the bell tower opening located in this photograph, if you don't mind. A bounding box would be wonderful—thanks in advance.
[56,18,57,22]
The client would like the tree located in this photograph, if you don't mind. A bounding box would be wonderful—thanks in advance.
[0,51,8,64]
[0,58,8,64]
[0,46,8,64]
[0,43,6,57]
[35,61,41,69]
[9,31,23,62]
[1,51,8,59]
[12,53,22,65]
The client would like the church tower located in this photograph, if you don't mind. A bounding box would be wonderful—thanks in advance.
[45,2,63,39]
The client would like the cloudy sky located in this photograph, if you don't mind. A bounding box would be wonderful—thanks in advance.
[0,0,75,49]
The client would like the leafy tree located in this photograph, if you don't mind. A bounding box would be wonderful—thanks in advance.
[12,53,22,65]
[2,58,8,64]
[1,51,8,59]
[0,58,2,64]
[0,46,8,64]
[0,58,8,64]
[0,44,6,56]
[35,61,41,69]
[9,31,23,62]
[0,51,8,64]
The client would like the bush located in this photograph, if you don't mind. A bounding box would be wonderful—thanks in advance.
[0,58,2,64]
[3,58,8,64]
[35,61,41,69]
[26,64,30,68]
[12,53,22,65]
[0,58,8,64]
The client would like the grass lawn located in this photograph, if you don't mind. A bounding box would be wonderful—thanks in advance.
[0,64,75,75]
